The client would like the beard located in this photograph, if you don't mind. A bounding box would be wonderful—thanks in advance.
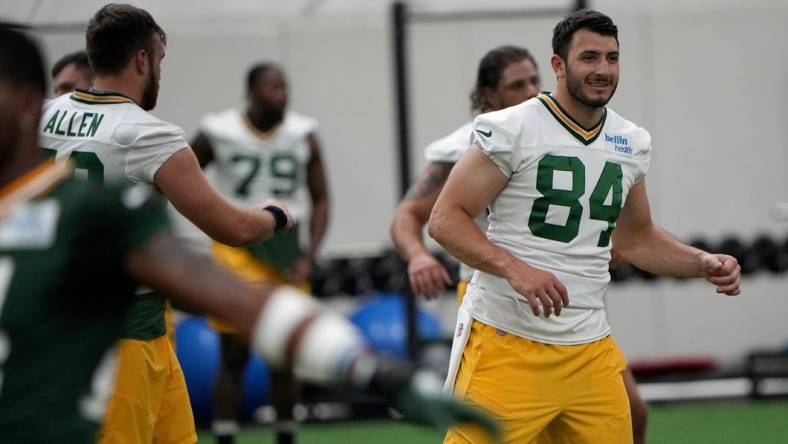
[260,104,285,124]
[565,63,618,109]
[140,62,159,111]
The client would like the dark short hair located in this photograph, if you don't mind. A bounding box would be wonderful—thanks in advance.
[0,26,47,94]
[470,45,537,114]
[85,3,166,75]
[51,50,92,79]
[552,9,618,61]
[246,62,283,92]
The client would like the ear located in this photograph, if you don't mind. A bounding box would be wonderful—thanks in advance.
[134,49,149,76]
[482,86,499,111]
[18,87,43,130]
[550,54,565,80]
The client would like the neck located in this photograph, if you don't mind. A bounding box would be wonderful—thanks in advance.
[0,136,45,191]
[246,107,282,133]
[92,73,143,106]
[552,83,604,129]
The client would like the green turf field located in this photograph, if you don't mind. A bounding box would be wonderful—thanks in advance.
[196,400,788,443]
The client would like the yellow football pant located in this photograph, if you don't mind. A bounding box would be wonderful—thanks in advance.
[99,336,196,444]
[457,280,469,305]
[445,321,631,444]
[208,243,309,333]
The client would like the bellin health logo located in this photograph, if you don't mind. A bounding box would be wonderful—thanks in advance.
[605,133,632,155]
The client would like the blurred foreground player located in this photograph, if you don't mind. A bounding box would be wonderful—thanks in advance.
[0,27,498,444]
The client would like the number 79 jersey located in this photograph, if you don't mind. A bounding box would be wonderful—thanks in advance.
[466,93,652,345]
[199,110,316,224]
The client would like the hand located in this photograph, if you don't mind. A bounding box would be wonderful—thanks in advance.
[506,261,569,317]
[609,247,627,269]
[287,255,313,284]
[258,198,295,231]
[394,389,500,440]
[408,253,452,300]
[700,253,741,295]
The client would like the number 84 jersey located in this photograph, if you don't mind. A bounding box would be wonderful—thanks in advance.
[466,93,651,345]
[199,109,316,224]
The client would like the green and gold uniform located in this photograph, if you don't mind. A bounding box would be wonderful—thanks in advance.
[0,161,169,444]
[40,89,196,444]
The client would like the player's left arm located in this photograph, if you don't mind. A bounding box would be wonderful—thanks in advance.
[612,181,741,295]
[290,133,330,283]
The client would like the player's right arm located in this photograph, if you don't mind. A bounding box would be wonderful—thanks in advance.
[154,148,293,246]
[428,145,568,317]
[390,161,453,299]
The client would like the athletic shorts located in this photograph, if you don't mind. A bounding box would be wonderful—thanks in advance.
[444,320,631,444]
[99,335,196,444]
[208,242,309,333]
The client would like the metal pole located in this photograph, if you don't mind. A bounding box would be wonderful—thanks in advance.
[392,1,412,199]
[391,1,420,363]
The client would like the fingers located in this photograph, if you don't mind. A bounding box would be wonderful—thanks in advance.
[535,289,553,317]
[409,271,433,299]
[511,269,569,317]
[545,285,564,317]
[709,272,738,286]
[523,292,541,317]
[701,254,723,275]
[441,266,453,286]
[705,255,741,296]
[408,262,450,300]
[719,255,739,275]
[554,279,569,307]
[715,274,741,296]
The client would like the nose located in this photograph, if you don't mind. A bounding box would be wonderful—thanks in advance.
[594,59,615,77]
[525,82,540,99]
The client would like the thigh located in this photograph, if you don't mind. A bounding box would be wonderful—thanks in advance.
[544,337,632,444]
[99,338,167,444]
[153,337,196,444]
[445,321,560,444]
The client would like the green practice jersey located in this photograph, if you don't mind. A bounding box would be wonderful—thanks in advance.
[0,162,169,443]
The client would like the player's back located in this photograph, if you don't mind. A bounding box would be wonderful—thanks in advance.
[0,164,168,443]
[39,89,187,185]
[39,89,188,341]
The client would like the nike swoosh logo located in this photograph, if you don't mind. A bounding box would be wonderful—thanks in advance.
[476,129,492,137]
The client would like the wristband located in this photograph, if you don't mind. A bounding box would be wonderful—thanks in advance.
[263,205,288,232]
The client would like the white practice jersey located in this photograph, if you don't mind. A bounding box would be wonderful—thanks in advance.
[424,121,474,164]
[199,109,316,224]
[39,89,188,184]
[424,121,486,281]
[465,92,651,345]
